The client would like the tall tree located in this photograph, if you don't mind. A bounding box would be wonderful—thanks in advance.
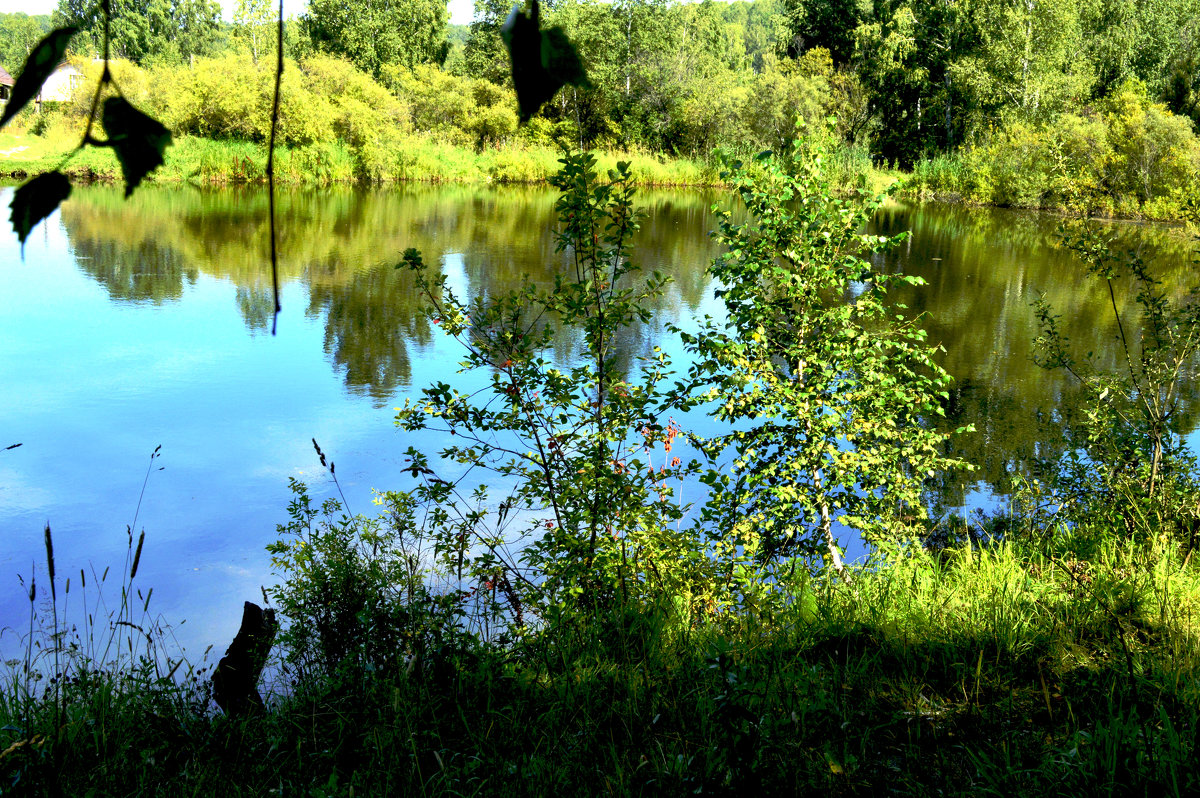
[781,0,866,65]
[303,0,449,78]
[170,0,222,63]
[951,0,1089,121]
[462,0,510,83]
[1082,0,1200,100]
[54,0,219,63]
[0,13,50,75]
[233,0,276,64]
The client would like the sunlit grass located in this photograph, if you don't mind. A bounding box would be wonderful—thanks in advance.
[4,532,1198,795]
[2,120,873,190]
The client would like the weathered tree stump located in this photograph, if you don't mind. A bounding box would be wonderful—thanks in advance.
[212,601,277,718]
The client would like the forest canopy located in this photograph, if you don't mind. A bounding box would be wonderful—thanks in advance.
[2,0,1198,215]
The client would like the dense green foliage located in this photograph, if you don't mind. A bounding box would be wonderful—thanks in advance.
[54,0,223,64]
[303,0,449,78]
[683,136,968,573]
[4,0,1197,217]
[0,12,51,75]
[912,80,1200,218]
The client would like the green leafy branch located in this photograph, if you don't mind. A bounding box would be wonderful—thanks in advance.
[4,1,171,250]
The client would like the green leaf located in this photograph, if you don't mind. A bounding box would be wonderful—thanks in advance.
[101,97,172,197]
[502,1,589,122]
[0,27,77,130]
[9,171,71,252]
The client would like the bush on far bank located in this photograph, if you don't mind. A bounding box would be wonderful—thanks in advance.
[912,80,1200,219]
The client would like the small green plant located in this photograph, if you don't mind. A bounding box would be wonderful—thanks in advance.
[1031,224,1200,544]
[393,151,711,618]
[267,467,468,682]
[682,131,970,577]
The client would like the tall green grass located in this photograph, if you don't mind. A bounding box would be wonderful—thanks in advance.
[4,533,1198,795]
[1,129,727,188]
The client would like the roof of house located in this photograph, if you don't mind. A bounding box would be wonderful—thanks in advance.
[0,66,13,87]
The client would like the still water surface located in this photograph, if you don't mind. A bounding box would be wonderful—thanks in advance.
[1,183,1195,659]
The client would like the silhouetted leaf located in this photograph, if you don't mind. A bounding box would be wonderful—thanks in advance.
[540,27,588,88]
[9,171,71,252]
[502,1,589,122]
[0,27,77,129]
[101,97,172,197]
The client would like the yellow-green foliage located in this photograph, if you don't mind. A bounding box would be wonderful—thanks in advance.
[143,55,319,146]
[1102,81,1200,213]
[382,63,519,151]
[52,54,428,182]
[913,82,1200,219]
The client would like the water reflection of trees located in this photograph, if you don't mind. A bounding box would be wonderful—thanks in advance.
[873,201,1200,502]
[306,264,434,406]
[70,237,199,303]
[58,183,719,403]
[58,184,1198,509]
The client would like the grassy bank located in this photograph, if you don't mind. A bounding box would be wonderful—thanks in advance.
[7,122,1190,224]
[0,115,900,192]
[0,126,726,188]
[2,537,1198,796]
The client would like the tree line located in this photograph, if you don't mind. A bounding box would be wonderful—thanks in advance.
[2,1,1198,200]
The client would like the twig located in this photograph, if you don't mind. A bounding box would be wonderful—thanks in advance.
[267,0,284,334]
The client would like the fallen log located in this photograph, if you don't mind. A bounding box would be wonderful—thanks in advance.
[212,601,277,718]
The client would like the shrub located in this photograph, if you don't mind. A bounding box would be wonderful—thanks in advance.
[1031,224,1200,544]
[383,64,518,151]
[1102,80,1200,206]
[394,152,712,616]
[682,132,970,576]
[267,478,468,680]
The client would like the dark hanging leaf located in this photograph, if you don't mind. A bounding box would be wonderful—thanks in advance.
[0,27,78,129]
[540,27,588,91]
[101,97,172,197]
[9,171,71,252]
[502,1,589,122]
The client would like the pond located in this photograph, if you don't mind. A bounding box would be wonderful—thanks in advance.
[1,181,1196,660]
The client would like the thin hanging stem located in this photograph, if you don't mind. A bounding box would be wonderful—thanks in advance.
[267,0,284,334]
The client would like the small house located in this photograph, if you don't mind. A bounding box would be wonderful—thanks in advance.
[0,66,13,105]
[38,62,83,105]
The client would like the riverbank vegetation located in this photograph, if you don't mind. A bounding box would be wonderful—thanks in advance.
[5,132,1200,794]
[3,0,1199,216]
[6,530,1199,795]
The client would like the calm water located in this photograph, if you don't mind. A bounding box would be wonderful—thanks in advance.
[1,182,1195,659]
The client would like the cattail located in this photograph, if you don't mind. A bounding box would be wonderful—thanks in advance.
[28,573,35,602]
[80,568,85,590]
[130,530,145,580]
[44,524,56,603]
